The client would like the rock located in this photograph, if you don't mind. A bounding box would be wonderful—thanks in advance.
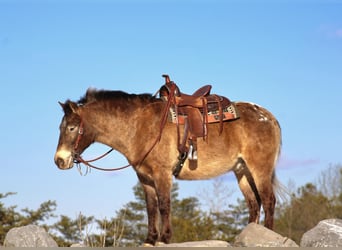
[234,223,298,247]
[4,225,58,247]
[157,240,231,247]
[70,243,87,247]
[300,219,342,247]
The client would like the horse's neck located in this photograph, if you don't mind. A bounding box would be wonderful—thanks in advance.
[82,101,162,161]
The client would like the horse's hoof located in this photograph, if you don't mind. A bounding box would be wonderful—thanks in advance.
[141,242,154,247]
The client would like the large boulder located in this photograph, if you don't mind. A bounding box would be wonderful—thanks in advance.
[300,219,342,247]
[234,223,298,247]
[4,225,58,247]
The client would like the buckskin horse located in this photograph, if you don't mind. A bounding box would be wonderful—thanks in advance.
[54,75,282,246]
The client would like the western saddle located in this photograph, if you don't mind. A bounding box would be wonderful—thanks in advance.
[159,75,239,174]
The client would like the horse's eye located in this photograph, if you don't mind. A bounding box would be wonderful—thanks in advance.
[68,126,76,132]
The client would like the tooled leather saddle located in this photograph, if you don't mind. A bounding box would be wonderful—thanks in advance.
[159,75,239,174]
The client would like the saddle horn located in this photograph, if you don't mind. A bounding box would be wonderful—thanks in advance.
[162,74,171,84]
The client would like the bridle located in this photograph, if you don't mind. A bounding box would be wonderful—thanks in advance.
[72,120,131,175]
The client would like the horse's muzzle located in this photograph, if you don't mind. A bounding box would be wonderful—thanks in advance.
[54,150,74,170]
[55,157,74,170]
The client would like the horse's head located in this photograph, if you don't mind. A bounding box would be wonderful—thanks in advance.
[54,101,93,170]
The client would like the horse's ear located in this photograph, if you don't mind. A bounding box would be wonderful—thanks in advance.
[68,101,79,114]
[58,101,65,109]
[59,101,79,114]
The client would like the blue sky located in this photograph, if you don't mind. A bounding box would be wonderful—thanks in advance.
[0,0,341,221]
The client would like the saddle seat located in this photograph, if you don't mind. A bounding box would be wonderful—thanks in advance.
[176,84,212,107]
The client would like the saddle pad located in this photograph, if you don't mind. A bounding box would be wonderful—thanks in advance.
[169,102,239,125]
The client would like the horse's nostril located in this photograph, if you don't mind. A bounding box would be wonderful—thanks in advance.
[56,157,64,167]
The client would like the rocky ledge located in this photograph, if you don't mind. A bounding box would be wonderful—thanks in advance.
[3,219,342,247]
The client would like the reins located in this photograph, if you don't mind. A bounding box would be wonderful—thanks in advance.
[74,152,131,175]
[73,120,131,174]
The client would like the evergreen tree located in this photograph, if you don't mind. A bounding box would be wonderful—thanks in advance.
[317,164,342,218]
[226,198,250,230]
[0,193,57,245]
[2,163,341,246]
[98,182,219,246]
[196,177,249,242]
[207,198,249,242]
[96,182,148,247]
[20,200,57,227]
[171,196,216,242]
[0,192,23,244]
[51,213,94,246]
[275,183,332,243]
[275,164,342,244]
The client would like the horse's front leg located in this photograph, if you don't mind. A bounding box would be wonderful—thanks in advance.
[137,174,160,246]
[155,173,173,244]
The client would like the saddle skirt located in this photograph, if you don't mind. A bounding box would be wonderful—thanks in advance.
[169,95,239,127]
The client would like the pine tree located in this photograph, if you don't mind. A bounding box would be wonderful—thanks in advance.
[171,196,216,242]
[208,198,249,242]
[0,192,23,244]
[0,193,57,245]
[274,164,342,244]
[275,183,332,243]
[20,200,57,227]
[51,213,94,246]
[98,182,218,246]
[96,182,147,247]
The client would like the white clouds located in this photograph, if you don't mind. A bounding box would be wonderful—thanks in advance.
[318,24,342,39]
[278,155,320,170]
[334,28,342,38]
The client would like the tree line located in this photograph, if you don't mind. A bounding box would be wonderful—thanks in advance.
[1,164,341,247]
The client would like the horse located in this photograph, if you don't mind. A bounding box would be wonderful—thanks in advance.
[54,85,282,246]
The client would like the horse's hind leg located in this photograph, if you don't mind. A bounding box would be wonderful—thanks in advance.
[254,172,276,229]
[233,159,261,224]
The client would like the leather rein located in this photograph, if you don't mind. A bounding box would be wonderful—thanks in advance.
[73,121,131,175]
[72,87,176,174]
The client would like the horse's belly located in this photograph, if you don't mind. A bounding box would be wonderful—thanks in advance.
[176,158,235,180]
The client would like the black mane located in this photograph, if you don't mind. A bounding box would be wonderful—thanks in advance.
[77,88,156,105]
